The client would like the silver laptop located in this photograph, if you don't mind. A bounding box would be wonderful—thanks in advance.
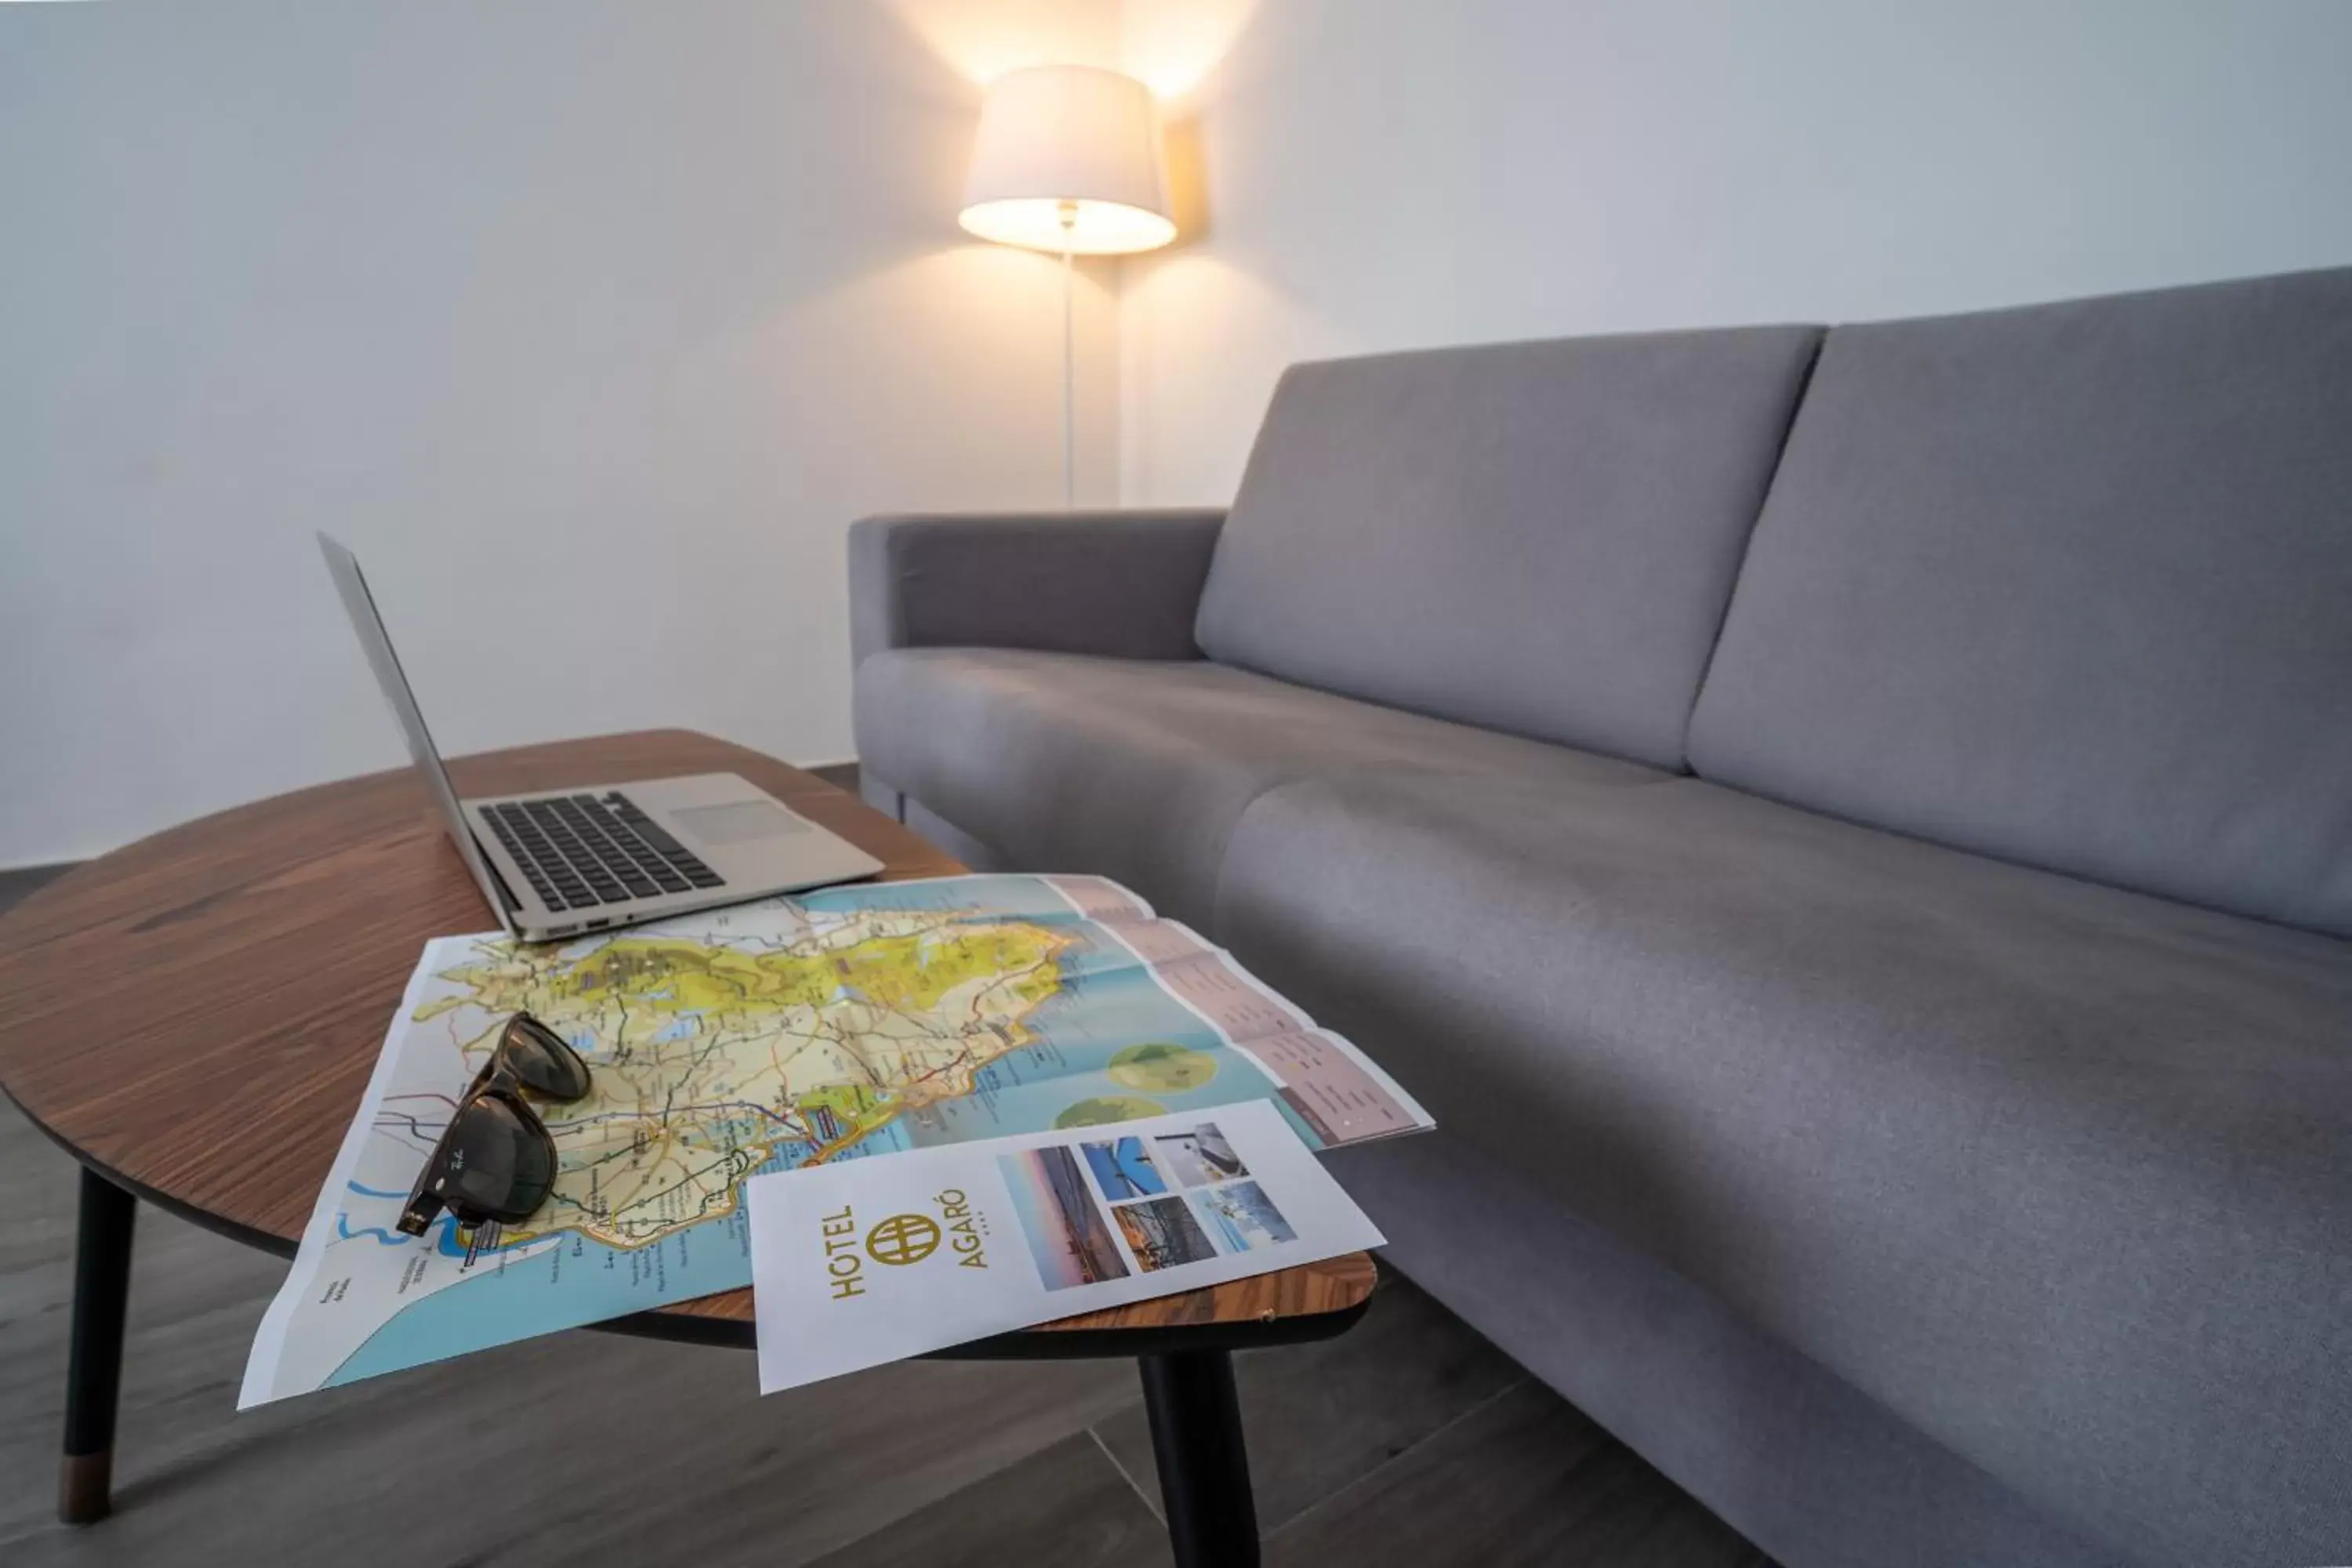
[320,532,881,942]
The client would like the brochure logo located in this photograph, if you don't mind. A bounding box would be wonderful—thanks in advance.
[865,1213,941,1267]
[822,1192,990,1302]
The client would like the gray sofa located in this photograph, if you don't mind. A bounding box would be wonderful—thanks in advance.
[848,267,2352,1568]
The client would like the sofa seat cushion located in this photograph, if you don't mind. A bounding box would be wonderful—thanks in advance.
[852,648,1664,928]
[1215,772,2352,1567]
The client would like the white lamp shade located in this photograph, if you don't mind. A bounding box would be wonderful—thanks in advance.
[959,64,1175,256]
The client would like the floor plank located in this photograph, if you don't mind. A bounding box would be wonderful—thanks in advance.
[1091,1268,1523,1533]
[804,1431,1173,1568]
[1266,1381,1772,1568]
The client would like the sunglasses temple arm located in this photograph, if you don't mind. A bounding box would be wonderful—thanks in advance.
[394,1188,444,1237]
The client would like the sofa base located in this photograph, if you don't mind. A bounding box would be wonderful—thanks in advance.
[1325,1131,2132,1568]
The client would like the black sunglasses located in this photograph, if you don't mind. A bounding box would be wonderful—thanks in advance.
[396,1012,592,1265]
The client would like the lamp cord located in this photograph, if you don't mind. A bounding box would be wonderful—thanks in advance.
[1060,244,1076,510]
[1059,200,1077,510]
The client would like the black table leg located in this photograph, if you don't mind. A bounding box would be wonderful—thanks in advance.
[60,1167,136,1525]
[1138,1348,1258,1568]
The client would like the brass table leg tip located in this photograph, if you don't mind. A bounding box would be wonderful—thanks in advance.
[59,1451,112,1525]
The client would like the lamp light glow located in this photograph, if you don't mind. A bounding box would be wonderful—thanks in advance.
[958,64,1176,256]
[959,195,1175,256]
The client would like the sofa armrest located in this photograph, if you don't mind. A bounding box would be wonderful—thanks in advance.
[848,510,1226,666]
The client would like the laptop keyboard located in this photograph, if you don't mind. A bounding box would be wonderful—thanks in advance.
[481,792,724,913]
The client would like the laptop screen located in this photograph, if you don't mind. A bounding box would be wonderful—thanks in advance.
[316,532,517,928]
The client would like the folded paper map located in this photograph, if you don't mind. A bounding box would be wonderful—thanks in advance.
[239,873,1430,1406]
[748,1099,1384,1392]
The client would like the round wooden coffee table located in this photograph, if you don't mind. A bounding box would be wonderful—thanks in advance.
[0,730,1374,1566]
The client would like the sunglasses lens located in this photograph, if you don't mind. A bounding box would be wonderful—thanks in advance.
[435,1096,558,1225]
[501,1015,592,1100]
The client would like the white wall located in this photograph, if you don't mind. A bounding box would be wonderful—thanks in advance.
[0,0,1120,866]
[12,2,2352,866]
[1117,0,2352,504]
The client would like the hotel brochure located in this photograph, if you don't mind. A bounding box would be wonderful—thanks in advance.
[746,1098,1383,1392]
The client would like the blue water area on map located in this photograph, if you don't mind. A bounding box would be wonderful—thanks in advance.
[811,880,1317,1145]
[799,873,1083,924]
[335,1216,410,1247]
[898,958,1312,1148]
[326,1123,913,1387]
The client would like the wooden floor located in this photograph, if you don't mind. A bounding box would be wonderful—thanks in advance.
[0,861,1772,1567]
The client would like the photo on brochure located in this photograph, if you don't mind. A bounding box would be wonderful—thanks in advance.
[1152,1123,1248,1188]
[1114,1195,1221,1271]
[999,1146,1131,1290]
[1188,1180,1298,1253]
[1081,1134,1168,1200]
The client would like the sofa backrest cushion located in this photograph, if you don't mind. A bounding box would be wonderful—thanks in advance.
[1688,267,2352,936]
[1192,325,1825,768]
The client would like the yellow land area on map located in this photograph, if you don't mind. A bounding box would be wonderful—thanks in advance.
[413,912,1073,1250]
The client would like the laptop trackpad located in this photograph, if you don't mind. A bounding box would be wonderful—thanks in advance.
[670,800,808,847]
